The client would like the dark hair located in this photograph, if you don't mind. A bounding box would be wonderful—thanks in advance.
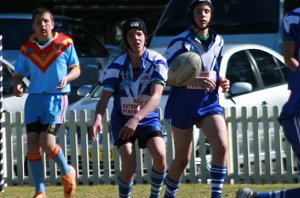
[32,7,54,23]
[189,0,213,28]
[122,18,148,49]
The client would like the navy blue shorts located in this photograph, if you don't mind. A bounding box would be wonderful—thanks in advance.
[279,117,300,157]
[169,108,224,129]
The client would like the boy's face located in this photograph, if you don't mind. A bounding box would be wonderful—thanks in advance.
[32,11,54,40]
[127,29,146,54]
[193,4,212,30]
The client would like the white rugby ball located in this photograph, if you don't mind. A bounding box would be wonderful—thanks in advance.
[168,52,202,86]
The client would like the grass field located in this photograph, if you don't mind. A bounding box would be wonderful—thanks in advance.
[0,184,299,198]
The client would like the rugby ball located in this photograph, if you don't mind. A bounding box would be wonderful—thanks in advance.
[168,52,202,86]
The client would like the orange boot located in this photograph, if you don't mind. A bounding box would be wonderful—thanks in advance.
[33,192,47,198]
[62,166,77,198]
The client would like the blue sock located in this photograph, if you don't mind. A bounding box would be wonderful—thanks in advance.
[255,192,272,198]
[256,188,300,198]
[117,176,134,198]
[150,168,165,198]
[27,153,46,193]
[164,175,181,198]
[47,145,70,175]
[210,165,227,198]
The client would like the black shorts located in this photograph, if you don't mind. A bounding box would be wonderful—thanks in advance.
[26,120,60,135]
[115,126,164,149]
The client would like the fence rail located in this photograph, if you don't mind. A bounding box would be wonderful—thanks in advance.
[2,106,298,186]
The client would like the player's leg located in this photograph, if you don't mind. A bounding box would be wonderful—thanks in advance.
[146,135,167,198]
[41,94,73,175]
[236,187,300,198]
[277,118,300,198]
[265,118,300,196]
[164,126,193,198]
[39,124,71,175]
[26,127,45,196]
[282,118,300,180]
[41,94,76,198]
[118,142,137,198]
[199,114,228,198]
[25,95,47,197]
[39,124,76,198]
[237,117,300,198]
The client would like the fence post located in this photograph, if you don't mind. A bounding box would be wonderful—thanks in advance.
[224,107,233,177]
[0,35,4,191]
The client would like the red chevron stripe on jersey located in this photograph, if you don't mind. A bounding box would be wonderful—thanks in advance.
[20,32,73,73]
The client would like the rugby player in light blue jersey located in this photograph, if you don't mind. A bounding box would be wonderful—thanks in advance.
[163,1,230,198]
[237,6,300,198]
[13,7,80,198]
[92,18,168,198]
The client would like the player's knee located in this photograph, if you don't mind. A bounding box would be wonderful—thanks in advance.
[122,164,136,176]
[40,140,56,154]
[153,157,167,171]
[174,156,190,169]
[217,142,228,156]
[212,139,227,155]
[40,145,53,154]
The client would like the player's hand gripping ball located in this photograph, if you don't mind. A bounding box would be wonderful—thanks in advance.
[168,52,202,86]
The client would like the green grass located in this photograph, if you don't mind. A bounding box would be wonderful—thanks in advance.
[0,184,299,197]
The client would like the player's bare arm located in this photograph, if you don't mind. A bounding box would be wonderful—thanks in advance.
[92,90,113,142]
[219,77,230,93]
[57,67,81,89]
[13,73,25,97]
[283,41,298,72]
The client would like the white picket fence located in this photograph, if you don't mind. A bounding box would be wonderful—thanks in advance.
[2,106,298,186]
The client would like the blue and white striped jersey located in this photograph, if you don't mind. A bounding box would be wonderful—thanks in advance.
[280,7,300,119]
[164,27,224,124]
[101,49,168,125]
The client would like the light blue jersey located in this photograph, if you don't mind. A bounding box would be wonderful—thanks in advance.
[15,32,79,124]
[15,32,80,94]
[164,27,224,129]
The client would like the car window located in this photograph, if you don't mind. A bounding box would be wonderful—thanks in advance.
[90,85,104,98]
[3,63,14,96]
[0,19,33,50]
[249,49,287,86]
[225,50,258,89]
[2,62,27,96]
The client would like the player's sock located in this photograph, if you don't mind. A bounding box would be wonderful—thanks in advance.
[210,165,227,198]
[164,175,181,198]
[255,188,300,198]
[47,145,71,175]
[117,176,133,198]
[150,168,165,198]
[27,152,46,193]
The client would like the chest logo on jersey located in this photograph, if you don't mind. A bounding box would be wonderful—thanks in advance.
[120,78,131,89]
[139,73,151,85]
